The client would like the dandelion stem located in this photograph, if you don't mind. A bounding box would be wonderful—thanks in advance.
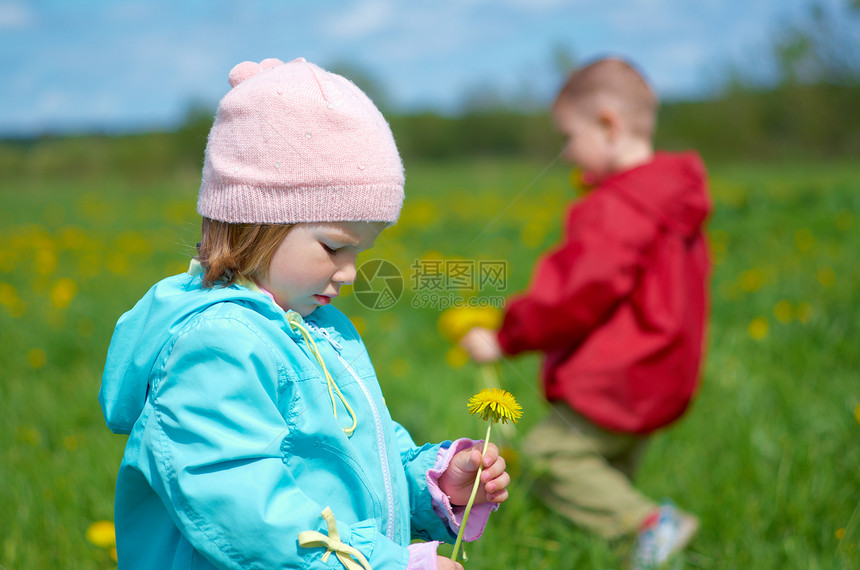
[450,422,492,562]
[479,363,500,390]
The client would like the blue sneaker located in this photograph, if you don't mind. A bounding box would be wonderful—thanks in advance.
[632,502,699,569]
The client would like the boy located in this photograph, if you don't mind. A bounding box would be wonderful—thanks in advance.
[461,57,711,567]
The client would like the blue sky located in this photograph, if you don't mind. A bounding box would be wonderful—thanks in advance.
[0,0,830,136]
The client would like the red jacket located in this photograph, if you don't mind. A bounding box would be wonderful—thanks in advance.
[497,151,711,434]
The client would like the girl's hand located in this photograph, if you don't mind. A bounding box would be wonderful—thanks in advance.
[436,555,464,570]
[460,327,503,363]
[438,442,510,506]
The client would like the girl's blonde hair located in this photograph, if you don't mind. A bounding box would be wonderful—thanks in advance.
[196,217,293,287]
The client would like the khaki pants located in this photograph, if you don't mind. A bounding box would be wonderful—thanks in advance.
[524,403,657,539]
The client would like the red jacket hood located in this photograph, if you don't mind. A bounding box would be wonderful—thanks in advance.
[600,151,711,239]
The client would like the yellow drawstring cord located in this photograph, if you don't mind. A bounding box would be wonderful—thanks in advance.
[298,507,373,570]
[233,276,358,438]
[286,312,358,437]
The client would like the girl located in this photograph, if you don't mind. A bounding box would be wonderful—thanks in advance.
[99,58,509,570]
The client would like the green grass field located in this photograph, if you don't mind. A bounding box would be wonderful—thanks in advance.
[1,157,858,568]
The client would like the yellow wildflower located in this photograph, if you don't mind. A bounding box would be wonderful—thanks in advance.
[27,348,47,369]
[437,306,502,343]
[445,346,469,369]
[86,520,116,549]
[748,317,769,341]
[794,228,814,252]
[816,266,835,288]
[773,300,794,324]
[50,278,78,309]
[739,268,765,293]
[451,388,523,562]
[796,303,813,324]
[468,388,522,425]
[520,222,546,248]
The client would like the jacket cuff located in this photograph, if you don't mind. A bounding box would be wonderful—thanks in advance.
[426,438,499,541]
[407,541,440,569]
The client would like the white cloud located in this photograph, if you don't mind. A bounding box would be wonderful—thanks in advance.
[500,0,568,11]
[323,0,395,39]
[0,1,34,29]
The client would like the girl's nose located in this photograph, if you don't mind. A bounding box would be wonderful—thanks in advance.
[333,261,357,286]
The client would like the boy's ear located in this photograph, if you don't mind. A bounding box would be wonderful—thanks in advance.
[596,108,623,141]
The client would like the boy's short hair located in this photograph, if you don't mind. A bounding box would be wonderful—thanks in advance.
[555,57,658,138]
[197,218,293,287]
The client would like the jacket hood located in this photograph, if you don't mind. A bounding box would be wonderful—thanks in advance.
[99,269,286,434]
[602,151,711,238]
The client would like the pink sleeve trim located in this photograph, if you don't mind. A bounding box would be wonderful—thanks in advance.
[407,541,440,570]
[426,438,499,542]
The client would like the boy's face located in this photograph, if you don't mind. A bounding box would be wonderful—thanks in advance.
[259,221,385,316]
[553,101,616,182]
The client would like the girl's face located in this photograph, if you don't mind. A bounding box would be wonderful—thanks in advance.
[259,221,386,316]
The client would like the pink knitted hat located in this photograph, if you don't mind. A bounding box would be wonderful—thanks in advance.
[198,57,404,224]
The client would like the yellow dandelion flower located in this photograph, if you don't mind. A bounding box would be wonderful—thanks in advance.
[445,346,469,369]
[437,306,502,343]
[520,222,546,248]
[569,167,594,194]
[773,300,794,324]
[739,268,765,293]
[0,282,19,306]
[816,265,835,288]
[796,302,813,324]
[499,445,520,475]
[58,226,87,251]
[86,520,116,549]
[467,388,523,424]
[708,229,728,254]
[452,388,523,562]
[401,199,438,228]
[63,435,79,451]
[748,317,769,341]
[106,251,130,275]
[27,348,47,369]
[35,247,57,276]
[16,426,42,446]
[794,228,814,252]
[50,278,78,309]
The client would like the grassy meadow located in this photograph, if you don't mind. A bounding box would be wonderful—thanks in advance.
[1,156,858,568]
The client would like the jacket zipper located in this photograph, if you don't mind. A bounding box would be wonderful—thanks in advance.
[306,321,397,542]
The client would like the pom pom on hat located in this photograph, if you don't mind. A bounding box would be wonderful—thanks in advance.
[227,58,284,88]
[198,57,404,225]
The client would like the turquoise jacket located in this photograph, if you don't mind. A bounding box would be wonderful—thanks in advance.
[100,269,456,568]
